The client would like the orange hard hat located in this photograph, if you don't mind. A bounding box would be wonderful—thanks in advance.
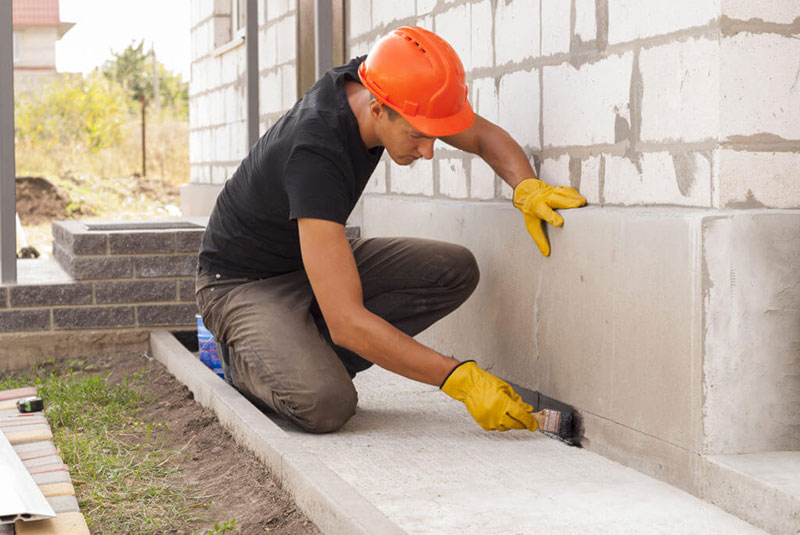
[358,26,474,137]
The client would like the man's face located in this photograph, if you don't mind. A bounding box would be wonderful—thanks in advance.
[374,106,436,166]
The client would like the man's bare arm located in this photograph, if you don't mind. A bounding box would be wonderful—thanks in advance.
[441,114,536,190]
[297,217,459,385]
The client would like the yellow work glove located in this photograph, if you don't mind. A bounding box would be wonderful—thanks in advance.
[441,361,538,431]
[513,178,586,256]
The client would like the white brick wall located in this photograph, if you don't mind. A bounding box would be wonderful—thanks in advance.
[350,0,373,37]
[435,4,472,72]
[472,78,498,124]
[720,33,800,140]
[574,0,597,43]
[718,150,800,208]
[188,0,800,207]
[543,52,633,147]
[189,1,299,186]
[721,0,800,23]
[267,0,292,19]
[470,0,493,69]
[260,70,281,114]
[495,0,541,64]
[499,177,514,200]
[640,38,719,142]
[498,69,540,149]
[276,16,296,64]
[608,0,719,44]
[416,0,438,17]
[213,16,232,49]
[470,158,496,200]
[539,155,571,187]
[373,0,415,28]
[349,38,373,58]
[260,24,278,67]
[580,155,602,204]
[364,161,387,194]
[541,0,571,56]
[281,64,297,108]
[390,160,434,195]
[213,0,229,16]
[604,152,711,206]
[439,159,468,198]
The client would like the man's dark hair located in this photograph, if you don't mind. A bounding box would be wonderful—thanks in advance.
[370,94,400,120]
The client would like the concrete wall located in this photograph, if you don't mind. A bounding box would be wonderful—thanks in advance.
[184,0,298,215]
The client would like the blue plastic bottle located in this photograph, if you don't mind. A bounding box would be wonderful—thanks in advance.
[196,315,225,379]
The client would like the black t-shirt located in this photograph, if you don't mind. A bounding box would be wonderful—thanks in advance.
[198,56,384,279]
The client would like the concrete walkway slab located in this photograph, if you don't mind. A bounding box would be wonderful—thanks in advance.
[274,367,767,535]
[149,331,405,535]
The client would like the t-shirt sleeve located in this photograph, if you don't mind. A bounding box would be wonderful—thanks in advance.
[284,145,350,224]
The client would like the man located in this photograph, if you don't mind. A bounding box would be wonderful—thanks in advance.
[196,26,585,434]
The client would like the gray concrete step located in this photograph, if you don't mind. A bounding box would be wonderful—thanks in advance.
[703,452,800,535]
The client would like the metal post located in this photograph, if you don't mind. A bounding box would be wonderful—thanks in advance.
[0,0,17,283]
[245,0,259,149]
[140,93,146,177]
[314,0,333,79]
[152,47,160,110]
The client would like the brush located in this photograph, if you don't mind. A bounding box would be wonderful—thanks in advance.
[533,408,582,447]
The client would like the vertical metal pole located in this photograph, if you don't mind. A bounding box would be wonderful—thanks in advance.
[315,0,333,79]
[152,47,160,110]
[140,94,146,177]
[245,0,259,149]
[0,0,17,283]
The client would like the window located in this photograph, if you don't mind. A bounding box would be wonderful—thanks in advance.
[232,0,245,35]
[12,31,19,63]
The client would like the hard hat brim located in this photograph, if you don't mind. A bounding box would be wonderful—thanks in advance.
[402,101,475,138]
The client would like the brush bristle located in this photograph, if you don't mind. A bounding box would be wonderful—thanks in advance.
[541,409,578,439]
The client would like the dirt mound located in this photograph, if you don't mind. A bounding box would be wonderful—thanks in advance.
[15,176,70,225]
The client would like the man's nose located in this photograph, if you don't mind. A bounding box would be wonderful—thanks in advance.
[419,138,435,160]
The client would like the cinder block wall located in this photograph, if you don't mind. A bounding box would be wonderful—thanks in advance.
[183,0,298,215]
[350,0,800,208]
[348,0,800,495]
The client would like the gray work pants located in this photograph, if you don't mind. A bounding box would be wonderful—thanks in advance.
[195,237,480,433]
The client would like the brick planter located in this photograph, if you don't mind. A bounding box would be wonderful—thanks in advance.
[0,218,360,370]
[0,219,207,368]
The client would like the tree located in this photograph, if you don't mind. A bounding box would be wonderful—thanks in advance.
[15,72,127,152]
[101,40,188,119]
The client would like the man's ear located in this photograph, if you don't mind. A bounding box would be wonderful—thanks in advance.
[368,99,384,120]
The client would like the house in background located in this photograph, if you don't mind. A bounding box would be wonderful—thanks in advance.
[12,0,74,90]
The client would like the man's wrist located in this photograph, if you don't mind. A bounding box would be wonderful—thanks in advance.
[439,359,473,389]
[511,177,539,195]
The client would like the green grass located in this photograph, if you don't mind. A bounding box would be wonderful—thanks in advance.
[1,359,231,534]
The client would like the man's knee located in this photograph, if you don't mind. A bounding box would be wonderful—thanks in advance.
[287,379,358,434]
[441,244,480,298]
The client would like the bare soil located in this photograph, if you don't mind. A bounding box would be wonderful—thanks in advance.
[104,350,321,535]
[15,176,72,225]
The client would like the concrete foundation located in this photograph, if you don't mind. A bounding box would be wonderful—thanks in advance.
[179,183,223,218]
[362,196,800,498]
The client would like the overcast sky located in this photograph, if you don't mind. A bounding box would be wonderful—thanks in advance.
[56,0,191,80]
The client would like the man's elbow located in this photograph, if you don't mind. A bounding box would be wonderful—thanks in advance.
[327,310,370,353]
